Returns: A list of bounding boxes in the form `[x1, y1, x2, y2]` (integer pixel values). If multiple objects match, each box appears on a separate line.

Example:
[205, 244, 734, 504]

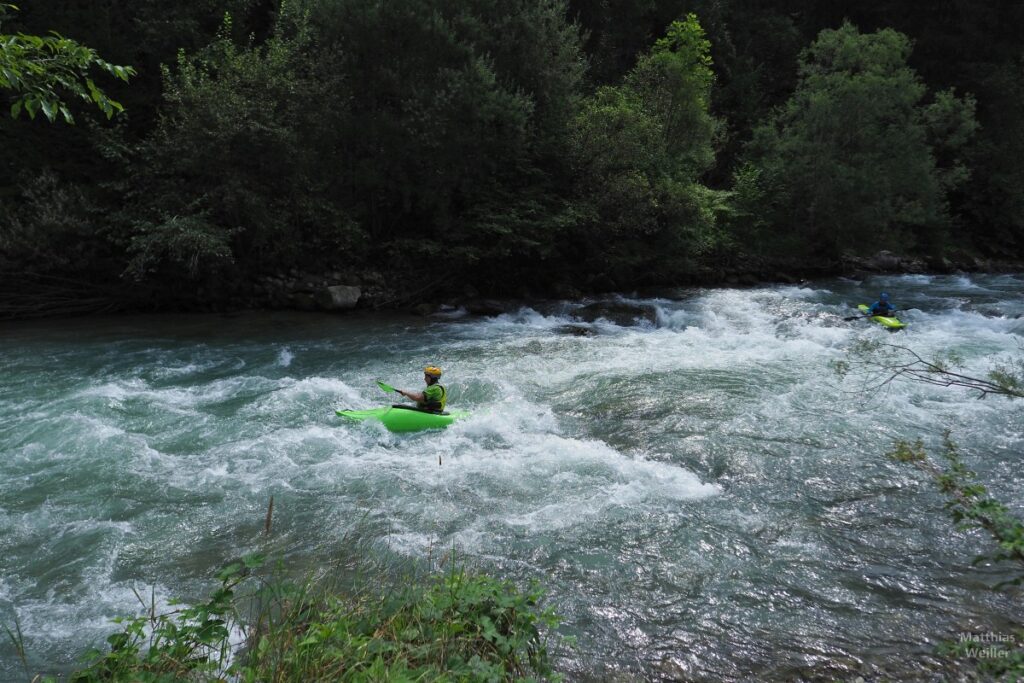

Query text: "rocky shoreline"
[3, 251, 1019, 321]
[225, 250, 1022, 318]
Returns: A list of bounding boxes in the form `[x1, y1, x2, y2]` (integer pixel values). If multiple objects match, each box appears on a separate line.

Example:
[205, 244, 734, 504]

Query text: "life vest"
[422, 383, 447, 412]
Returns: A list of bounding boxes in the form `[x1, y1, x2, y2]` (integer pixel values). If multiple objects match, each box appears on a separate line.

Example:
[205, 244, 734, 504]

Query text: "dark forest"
[3, 1, 1022, 315]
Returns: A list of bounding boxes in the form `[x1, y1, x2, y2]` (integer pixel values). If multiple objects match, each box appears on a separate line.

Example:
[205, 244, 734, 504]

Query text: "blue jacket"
[868, 299, 896, 315]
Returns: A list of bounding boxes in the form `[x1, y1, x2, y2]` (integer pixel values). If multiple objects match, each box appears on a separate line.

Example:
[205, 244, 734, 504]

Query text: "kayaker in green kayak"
[395, 366, 447, 413]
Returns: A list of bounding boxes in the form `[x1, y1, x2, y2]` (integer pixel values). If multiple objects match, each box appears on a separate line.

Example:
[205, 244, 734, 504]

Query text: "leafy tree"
[698, 5, 805, 186]
[0, 3, 133, 123]
[0, 170, 92, 271]
[566, 0, 706, 87]
[118, 9, 360, 286]
[568, 14, 726, 286]
[759, 1, 1024, 260]
[0, 2, 139, 317]
[115, 0, 587, 295]
[290, 0, 585, 290]
[738, 22, 977, 260]
[959, 59, 1024, 258]
[625, 13, 718, 175]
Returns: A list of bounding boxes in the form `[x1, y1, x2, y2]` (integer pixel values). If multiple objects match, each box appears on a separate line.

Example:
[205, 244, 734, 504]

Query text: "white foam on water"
[318, 399, 720, 553]
[201, 462, 230, 479]
[433, 306, 469, 319]
[56, 519, 136, 538]
[3, 273, 1023, 679]
[772, 284, 824, 298]
[10, 577, 179, 646]
[0, 502, 175, 654]
[74, 379, 203, 411]
[149, 359, 221, 380]
[386, 531, 437, 556]
[890, 274, 933, 285]
[264, 376, 361, 404]
[74, 378, 143, 401]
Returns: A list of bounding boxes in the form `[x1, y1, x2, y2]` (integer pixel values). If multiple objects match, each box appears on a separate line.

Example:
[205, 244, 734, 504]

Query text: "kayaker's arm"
[397, 388, 425, 402]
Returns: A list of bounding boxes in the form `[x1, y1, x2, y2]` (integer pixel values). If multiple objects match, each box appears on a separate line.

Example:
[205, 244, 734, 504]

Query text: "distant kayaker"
[866, 292, 896, 316]
[395, 366, 447, 413]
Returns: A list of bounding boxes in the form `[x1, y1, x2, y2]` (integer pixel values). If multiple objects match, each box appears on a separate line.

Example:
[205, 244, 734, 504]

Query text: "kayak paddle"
[376, 380, 398, 393]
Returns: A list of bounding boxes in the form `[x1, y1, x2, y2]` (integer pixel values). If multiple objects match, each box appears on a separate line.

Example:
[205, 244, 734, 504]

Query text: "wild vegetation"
[2, 1, 1022, 314]
[5, 551, 563, 682]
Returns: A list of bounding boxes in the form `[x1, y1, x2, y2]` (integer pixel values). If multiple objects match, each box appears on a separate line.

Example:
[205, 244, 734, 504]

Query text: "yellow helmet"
[424, 365, 443, 378]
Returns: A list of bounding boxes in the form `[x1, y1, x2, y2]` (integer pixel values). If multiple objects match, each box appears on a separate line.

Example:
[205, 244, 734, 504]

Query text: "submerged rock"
[575, 301, 658, 327]
[556, 324, 596, 337]
[464, 299, 507, 317]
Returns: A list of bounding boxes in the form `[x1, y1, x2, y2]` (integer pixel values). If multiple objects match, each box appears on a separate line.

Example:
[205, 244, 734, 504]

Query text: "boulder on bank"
[412, 303, 436, 316]
[725, 272, 760, 287]
[772, 272, 799, 284]
[926, 255, 955, 273]
[864, 250, 901, 271]
[463, 299, 507, 317]
[901, 256, 926, 273]
[842, 250, 925, 274]
[316, 285, 361, 310]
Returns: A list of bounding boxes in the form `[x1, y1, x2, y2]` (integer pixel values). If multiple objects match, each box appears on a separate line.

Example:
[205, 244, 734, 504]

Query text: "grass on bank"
[20, 551, 562, 682]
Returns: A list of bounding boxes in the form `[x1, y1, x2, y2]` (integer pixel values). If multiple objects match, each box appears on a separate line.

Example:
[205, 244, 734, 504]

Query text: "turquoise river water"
[1, 273, 1022, 681]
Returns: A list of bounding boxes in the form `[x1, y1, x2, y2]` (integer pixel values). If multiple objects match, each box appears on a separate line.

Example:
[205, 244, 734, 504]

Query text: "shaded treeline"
[1, 0, 1021, 313]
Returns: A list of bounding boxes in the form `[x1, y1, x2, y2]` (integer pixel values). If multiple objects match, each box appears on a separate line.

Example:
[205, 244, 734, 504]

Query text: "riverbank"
[213, 250, 1023, 319]
[4, 250, 1021, 322]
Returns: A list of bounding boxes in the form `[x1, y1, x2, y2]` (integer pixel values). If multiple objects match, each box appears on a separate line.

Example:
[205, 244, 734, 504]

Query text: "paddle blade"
[376, 380, 397, 393]
[846, 304, 873, 321]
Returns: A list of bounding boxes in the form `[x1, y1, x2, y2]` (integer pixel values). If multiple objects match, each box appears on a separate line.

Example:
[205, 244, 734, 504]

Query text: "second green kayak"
[858, 304, 906, 330]
[336, 405, 469, 432]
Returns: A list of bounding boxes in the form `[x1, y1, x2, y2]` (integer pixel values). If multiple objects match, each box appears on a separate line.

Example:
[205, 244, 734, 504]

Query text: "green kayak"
[858, 304, 906, 330]
[336, 405, 468, 432]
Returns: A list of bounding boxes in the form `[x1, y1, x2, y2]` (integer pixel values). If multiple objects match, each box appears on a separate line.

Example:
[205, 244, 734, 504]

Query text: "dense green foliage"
[121, 10, 353, 284]
[2, 1, 1022, 312]
[737, 23, 976, 259]
[54, 556, 562, 682]
[0, 4, 133, 123]
[567, 14, 726, 286]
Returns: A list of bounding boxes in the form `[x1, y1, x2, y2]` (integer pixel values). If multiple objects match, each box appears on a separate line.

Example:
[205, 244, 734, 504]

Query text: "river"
[1, 273, 1022, 681]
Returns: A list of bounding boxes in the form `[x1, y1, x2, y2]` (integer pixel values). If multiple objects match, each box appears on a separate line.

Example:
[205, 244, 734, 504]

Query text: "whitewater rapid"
[1, 273, 1022, 680]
